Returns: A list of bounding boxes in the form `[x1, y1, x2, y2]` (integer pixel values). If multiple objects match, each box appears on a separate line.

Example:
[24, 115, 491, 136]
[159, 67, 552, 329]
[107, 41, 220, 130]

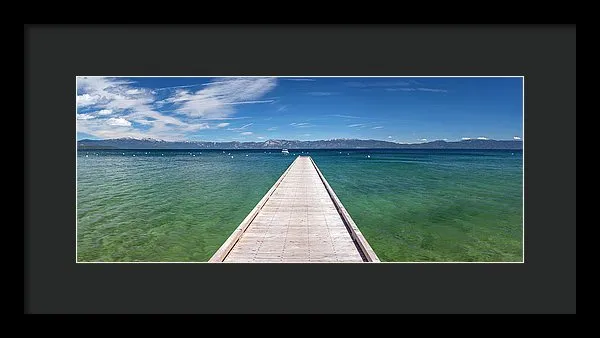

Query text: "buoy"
[231, 156, 234, 158]
[133, 154, 135, 156]
[85, 155, 88, 157]
[246, 154, 248, 157]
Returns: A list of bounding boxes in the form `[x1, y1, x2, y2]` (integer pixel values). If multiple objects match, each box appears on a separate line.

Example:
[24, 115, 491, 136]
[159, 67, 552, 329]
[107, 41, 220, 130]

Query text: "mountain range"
[77, 137, 523, 150]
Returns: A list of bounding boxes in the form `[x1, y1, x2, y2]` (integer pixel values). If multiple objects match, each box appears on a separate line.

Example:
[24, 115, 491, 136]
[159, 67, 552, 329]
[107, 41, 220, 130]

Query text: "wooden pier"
[209, 156, 380, 263]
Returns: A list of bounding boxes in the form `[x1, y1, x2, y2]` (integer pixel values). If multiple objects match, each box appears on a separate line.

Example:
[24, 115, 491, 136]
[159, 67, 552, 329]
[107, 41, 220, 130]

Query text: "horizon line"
[77, 137, 522, 144]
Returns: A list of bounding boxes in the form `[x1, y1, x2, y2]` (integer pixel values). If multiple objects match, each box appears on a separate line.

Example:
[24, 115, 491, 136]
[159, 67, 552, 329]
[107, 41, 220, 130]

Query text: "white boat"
[281, 149, 289, 154]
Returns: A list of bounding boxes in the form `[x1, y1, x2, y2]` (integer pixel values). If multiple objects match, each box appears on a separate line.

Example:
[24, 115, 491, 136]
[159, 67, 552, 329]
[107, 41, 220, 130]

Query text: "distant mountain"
[77, 138, 523, 150]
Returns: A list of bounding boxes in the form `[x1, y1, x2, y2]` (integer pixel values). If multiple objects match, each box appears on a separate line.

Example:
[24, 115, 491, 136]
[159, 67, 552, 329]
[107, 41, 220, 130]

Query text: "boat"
[281, 149, 290, 154]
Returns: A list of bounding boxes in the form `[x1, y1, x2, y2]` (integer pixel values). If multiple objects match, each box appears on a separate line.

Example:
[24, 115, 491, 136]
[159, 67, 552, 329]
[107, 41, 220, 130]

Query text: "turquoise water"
[77, 149, 522, 262]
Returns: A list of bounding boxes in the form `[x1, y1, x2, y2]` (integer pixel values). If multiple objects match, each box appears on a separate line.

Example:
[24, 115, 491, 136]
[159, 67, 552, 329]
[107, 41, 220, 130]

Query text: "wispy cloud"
[277, 105, 288, 112]
[257, 136, 265, 139]
[328, 114, 361, 119]
[513, 136, 522, 140]
[462, 137, 471, 140]
[371, 126, 383, 129]
[215, 123, 230, 128]
[385, 87, 447, 93]
[199, 117, 251, 121]
[302, 133, 311, 137]
[308, 92, 337, 96]
[154, 84, 204, 91]
[420, 138, 428, 142]
[241, 131, 253, 135]
[267, 126, 278, 131]
[344, 79, 446, 93]
[385, 88, 416, 92]
[416, 88, 448, 93]
[228, 123, 253, 131]
[225, 100, 274, 105]
[388, 136, 393, 139]
[477, 136, 488, 140]
[283, 78, 316, 81]
[290, 122, 312, 128]
[164, 77, 277, 119]
[348, 123, 366, 128]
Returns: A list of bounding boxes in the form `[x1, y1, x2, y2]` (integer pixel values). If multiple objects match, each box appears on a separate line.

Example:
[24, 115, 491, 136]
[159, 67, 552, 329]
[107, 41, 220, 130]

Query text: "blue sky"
[76, 76, 523, 143]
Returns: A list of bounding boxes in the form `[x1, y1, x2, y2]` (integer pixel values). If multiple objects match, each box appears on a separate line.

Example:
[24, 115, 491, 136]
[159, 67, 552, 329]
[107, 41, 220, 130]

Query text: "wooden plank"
[309, 156, 381, 262]
[210, 156, 379, 263]
[208, 156, 301, 262]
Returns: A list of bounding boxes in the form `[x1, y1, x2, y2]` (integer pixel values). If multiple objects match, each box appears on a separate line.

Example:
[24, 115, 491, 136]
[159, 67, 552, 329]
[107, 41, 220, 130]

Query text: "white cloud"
[462, 137, 471, 140]
[372, 126, 383, 129]
[388, 136, 393, 139]
[228, 123, 253, 131]
[225, 100, 274, 105]
[241, 131, 253, 135]
[290, 122, 311, 128]
[420, 138, 427, 141]
[385, 88, 416, 92]
[107, 117, 132, 127]
[76, 93, 99, 107]
[257, 136, 265, 139]
[477, 137, 488, 140]
[385, 87, 447, 93]
[514, 136, 522, 140]
[267, 127, 278, 131]
[154, 84, 203, 91]
[348, 124, 365, 128]
[302, 134, 311, 137]
[76, 77, 277, 141]
[96, 109, 113, 116]
[277, 105, 288, 112]
[77, 77, 149, 112]
[416, 88, 448, 93]
[166, 77, 277, 119]
[77, 113, 96, 120]
[328, 114, 361, 119]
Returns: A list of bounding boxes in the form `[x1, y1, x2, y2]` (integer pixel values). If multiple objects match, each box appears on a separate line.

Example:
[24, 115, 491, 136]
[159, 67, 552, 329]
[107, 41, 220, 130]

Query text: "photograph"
[76, 76, 524, 263]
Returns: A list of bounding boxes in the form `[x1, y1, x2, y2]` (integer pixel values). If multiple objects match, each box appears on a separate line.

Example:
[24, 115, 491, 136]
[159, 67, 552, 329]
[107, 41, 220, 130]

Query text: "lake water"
[77, 149, 523, 262]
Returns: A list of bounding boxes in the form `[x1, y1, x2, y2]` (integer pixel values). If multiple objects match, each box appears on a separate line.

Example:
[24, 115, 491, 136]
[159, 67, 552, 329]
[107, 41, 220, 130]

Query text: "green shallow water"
[77, 149, 523, 262]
